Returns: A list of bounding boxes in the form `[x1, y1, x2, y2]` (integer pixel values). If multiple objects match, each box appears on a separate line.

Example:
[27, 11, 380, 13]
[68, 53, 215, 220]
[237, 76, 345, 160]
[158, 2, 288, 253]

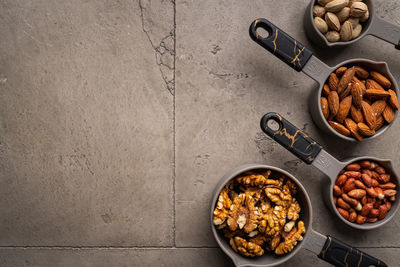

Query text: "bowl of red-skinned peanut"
[333, 159, 399, 228]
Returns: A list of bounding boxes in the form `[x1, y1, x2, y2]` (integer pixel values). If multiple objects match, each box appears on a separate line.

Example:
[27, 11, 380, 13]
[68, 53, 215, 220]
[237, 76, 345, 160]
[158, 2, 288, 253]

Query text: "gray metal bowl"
[304, 0, 400, 49]
[211, 164, 388, 266]
[304, 58, 399, 142]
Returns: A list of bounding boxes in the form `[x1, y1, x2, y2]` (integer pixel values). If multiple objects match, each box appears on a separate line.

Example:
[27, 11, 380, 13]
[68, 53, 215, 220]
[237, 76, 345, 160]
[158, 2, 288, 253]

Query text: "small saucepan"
[304, 0, 400, 49]
[211, 164, 387, 267]
[260, 112, 400, 230]
[249, 18, 399, 142]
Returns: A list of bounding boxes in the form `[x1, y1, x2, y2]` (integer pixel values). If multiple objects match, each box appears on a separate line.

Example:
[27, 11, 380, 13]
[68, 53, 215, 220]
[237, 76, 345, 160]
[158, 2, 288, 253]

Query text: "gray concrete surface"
[0, 0, 399, 266]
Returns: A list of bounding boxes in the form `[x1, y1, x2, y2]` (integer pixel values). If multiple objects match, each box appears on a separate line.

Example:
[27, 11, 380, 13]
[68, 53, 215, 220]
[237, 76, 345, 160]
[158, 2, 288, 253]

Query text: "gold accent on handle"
[272, 29, 278, 53]
[320, 236, 332, 259]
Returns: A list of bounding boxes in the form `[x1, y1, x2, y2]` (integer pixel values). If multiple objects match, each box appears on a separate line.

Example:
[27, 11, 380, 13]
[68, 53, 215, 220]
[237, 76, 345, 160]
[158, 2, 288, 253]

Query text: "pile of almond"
[333, 160, 397, 224]
[313, 0, 369, 42]
[320, 65, 398, 141]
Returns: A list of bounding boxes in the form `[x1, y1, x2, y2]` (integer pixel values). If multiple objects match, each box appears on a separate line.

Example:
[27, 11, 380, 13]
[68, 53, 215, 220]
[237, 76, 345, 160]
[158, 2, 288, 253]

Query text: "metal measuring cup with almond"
[305, 0, 400, 49]
[260, 112, 400, 230]
[249, 18, 399, 142]
[321, 65, 398, 141]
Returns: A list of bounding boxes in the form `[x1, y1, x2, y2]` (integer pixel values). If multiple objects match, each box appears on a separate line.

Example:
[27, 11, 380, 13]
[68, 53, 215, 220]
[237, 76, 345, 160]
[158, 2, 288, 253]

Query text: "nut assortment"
[320, 65, 398, 141]
[313, 0, 369, 42]
[333, 160, 397, 224]
[213, 170, 305, 257]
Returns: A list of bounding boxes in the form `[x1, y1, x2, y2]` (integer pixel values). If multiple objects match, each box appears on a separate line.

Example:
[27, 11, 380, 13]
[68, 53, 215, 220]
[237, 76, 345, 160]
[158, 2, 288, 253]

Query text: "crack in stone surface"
[138, 0, 175, 95]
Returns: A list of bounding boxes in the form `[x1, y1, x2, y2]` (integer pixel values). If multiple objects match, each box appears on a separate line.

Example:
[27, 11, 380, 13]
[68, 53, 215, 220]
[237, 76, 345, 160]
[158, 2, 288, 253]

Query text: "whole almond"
[357, 122, 375, 136]
[325, 12, 341, 31]
[365, 89, 391, 99]
[313, 5, 326, 17]
[388, 89, 399, 110]
[340, 20, 353, 41]
[382, 105, 395, 123]
[325, 31, 340, 42]
[350, 105, 364, 123]
[351, 79, 364, 108]
[378, 174, 391, 183]
[338, 67, 355, 94]
[323, 84, 331, 96]
[372, 178, 379, 187]
[384, 189, 397, 197]
[329, 121, 351, 136]
[350, 1, 368, 17]
[348, 189, 366, 199]
[371, 100, 387, 117]
[366, 79, 385, 91]
[376, 166, 386, 175]
[339, 83, 352, 100]
[374, 115, 385, 131]
[336, 7, 350, 22]
[361, 100, 376, 129]
[344, 118, 363, 141]
[321, 97, 330, 119]
[314, 17, 329, 34]
[370, 71, 391, 88]
[328, 73, 339, 91]
[325, 0, 349, 12]
[336, 66, 348, 77]
[352, 23, 362, 39]
[354, 66, 369, 79]
[379, 182, 397, 190]
[328, 91, 339, 116]
[355, 180, 366, 190]
[336, 95, 352, 123]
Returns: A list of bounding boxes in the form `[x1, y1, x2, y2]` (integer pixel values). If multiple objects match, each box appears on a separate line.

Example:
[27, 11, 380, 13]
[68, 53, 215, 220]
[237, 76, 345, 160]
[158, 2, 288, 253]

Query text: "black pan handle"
[249, 18, 313, 71]
[260, 112, 321, 164]
[319, 236, 387, 267]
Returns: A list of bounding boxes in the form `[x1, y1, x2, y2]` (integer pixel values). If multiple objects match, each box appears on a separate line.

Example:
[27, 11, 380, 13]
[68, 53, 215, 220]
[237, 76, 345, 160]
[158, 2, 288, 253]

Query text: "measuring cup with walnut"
[211, 164, 387, 267]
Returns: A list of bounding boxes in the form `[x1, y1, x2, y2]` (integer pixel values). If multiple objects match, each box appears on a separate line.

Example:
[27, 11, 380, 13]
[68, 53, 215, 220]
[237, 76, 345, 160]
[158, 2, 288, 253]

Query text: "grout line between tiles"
[172, 0, 177, 248]
[0, 246, 398, 250]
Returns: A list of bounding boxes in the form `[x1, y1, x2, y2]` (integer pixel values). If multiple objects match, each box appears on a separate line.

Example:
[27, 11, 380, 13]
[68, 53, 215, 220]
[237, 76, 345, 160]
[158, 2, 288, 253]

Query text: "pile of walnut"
[321, 65, 398, 141]
[213, 170, 305, 257]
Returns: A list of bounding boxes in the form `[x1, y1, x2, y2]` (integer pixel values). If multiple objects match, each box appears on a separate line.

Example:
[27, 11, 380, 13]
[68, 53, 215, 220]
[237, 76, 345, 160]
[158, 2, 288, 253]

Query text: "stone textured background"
[0, 0, 399, 266]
